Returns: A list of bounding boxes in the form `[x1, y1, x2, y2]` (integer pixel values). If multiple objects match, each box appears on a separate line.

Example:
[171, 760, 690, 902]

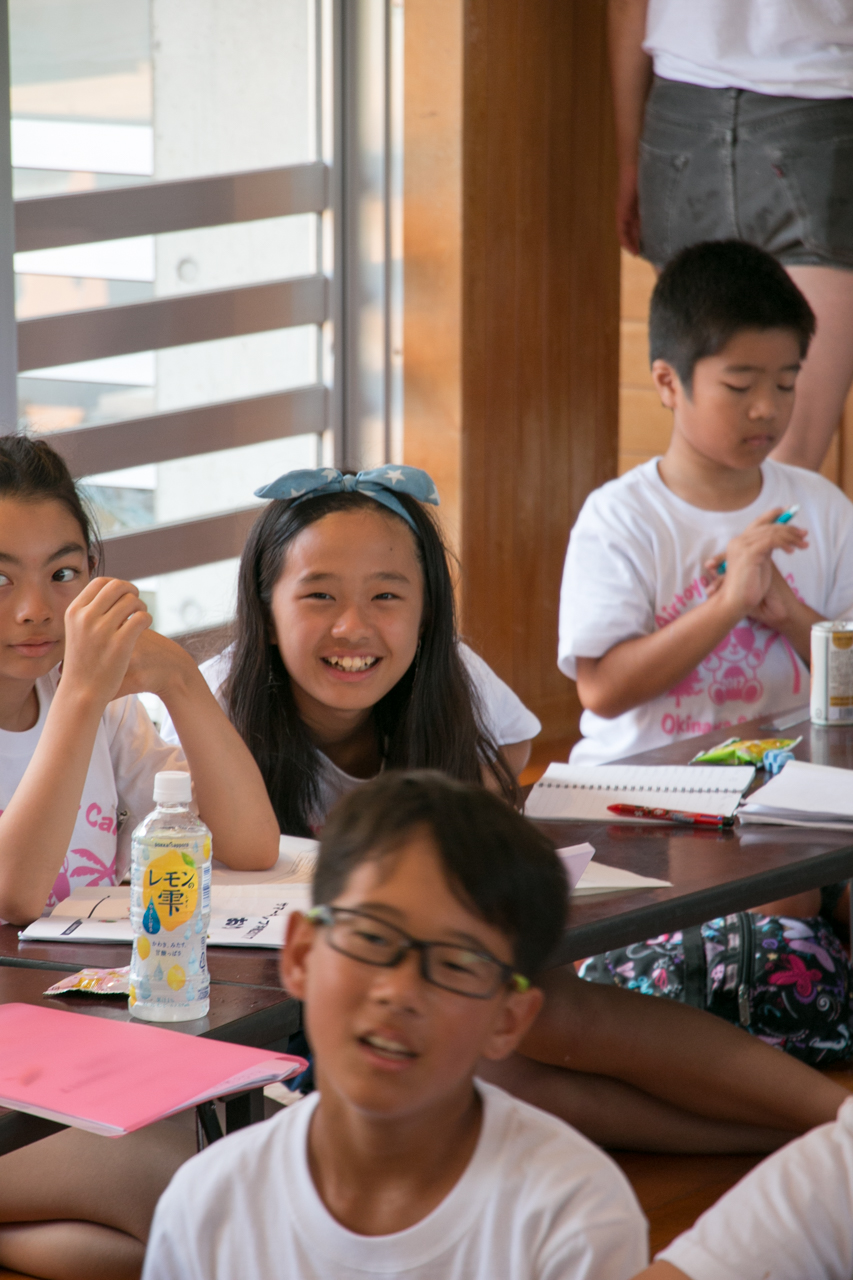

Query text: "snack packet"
[763, 748, 796, 777]
[690, 736, 802, 766]
[44, 965, 130, 997]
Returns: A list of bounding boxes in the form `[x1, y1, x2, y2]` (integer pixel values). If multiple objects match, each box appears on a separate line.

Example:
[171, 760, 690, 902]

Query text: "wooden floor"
[613, 1149, 764, 1257]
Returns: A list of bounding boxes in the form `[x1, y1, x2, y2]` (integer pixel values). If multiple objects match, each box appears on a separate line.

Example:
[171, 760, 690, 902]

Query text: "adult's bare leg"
[508, 965, 847, 1139]
[771, 265, 853, 471]
[0, 1119, 196, 1280]
[478, 1054, 793, 1153]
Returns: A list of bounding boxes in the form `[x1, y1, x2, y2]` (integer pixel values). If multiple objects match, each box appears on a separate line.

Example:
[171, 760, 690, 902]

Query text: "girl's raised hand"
[115, 626, 197, 701]
[60, 577, 152, 707]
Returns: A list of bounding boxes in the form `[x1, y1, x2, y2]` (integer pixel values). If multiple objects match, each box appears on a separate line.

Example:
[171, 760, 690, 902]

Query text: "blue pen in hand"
[716, 504, 801, 575]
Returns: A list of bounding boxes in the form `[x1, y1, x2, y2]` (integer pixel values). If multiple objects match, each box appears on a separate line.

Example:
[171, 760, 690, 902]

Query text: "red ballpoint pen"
[607, 804, 734, 827]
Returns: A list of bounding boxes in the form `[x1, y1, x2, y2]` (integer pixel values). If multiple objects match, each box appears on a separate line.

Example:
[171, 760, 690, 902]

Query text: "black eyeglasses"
[306, 905, 530, 1000]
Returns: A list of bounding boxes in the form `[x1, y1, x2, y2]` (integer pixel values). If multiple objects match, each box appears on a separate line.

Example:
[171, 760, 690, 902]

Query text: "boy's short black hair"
[649, 240, 816, 393]
[314, 771, 568, 980]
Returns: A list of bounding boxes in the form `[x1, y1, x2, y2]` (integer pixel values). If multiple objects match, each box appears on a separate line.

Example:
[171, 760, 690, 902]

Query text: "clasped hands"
[704, 509, 810, 633]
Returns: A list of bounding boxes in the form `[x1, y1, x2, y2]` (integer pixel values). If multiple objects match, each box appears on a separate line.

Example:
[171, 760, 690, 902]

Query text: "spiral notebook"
[525, 763, 755, 822]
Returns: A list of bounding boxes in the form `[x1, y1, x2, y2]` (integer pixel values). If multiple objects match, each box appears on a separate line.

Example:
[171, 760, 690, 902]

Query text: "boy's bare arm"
[576, 590, 744, 718]
[577, 513, 809, 718]
[607, 0, 652, 253]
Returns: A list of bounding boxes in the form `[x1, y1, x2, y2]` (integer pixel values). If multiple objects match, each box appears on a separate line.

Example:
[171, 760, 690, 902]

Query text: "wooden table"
[0, 927, 294, 1046]
[548, 708, 853, 965]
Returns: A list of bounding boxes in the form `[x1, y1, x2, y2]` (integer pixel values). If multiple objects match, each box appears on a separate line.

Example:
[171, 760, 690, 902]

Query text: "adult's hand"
[616, 163, 641, 254]
[608, 0, 652, 254]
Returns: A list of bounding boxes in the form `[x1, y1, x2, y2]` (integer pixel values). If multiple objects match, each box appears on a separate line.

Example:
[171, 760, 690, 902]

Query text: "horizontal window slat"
[101, 506, 261, 580]
[14, 163, 329, 252]
[17, 275, 328, 371]
[40, 386, 327, 477]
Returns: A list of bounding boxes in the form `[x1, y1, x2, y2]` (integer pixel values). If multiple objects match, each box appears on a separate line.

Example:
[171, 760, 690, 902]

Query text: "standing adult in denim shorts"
[610, 0, 853, 471]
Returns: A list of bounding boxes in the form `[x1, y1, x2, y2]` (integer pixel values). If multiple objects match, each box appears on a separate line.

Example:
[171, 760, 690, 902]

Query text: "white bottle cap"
[153, 771, 192, 803]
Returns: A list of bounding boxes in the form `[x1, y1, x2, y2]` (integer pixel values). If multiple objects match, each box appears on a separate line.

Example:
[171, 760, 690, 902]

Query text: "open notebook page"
[525, 763, 754, 822]
[739, 760, 853, 830]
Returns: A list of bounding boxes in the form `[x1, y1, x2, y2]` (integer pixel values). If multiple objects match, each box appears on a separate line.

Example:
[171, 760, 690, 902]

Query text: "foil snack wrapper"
[44, 966, 131, 997]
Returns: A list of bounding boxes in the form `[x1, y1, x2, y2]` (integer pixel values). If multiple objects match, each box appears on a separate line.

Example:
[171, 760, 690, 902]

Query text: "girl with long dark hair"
[162, 465, 539, 830]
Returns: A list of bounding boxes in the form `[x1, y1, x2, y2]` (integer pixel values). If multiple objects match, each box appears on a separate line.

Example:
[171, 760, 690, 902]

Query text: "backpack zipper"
[736, 911, 755, 1028]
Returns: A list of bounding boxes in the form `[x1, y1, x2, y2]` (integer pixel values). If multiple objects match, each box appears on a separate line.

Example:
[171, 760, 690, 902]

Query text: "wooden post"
[405, 0, 620, 751]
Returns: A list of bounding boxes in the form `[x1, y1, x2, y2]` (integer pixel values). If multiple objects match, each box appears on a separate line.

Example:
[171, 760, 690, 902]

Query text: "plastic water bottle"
[129, 771, 211, 1022]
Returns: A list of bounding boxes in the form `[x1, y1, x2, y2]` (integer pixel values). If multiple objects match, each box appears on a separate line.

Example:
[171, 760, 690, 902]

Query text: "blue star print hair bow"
[254, 465, 440, 535]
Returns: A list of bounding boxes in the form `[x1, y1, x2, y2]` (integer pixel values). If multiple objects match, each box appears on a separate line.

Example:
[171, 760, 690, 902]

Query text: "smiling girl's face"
[269, 507, 425, 730]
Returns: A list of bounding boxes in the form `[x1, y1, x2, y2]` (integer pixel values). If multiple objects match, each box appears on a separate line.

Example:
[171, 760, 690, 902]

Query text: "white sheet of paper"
[20, 917, 134, 943]
[573, 862, 672, 895]
[23, 881, 315, 948]
[207, 883, 313, 947]
[556, 843, 596, 890]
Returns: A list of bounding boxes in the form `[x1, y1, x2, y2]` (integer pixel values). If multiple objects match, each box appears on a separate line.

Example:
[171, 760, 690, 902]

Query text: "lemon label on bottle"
[167, 965, 186, 991]
[136, 935, 151, 960]
[143, 850, 198, 933]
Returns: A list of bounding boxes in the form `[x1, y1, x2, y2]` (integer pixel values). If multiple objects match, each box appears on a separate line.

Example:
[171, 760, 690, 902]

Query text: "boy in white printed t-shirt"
[634, 1095, 853, 1280]
[143, 773, 647, 1280]
[559, 240, 853, 764]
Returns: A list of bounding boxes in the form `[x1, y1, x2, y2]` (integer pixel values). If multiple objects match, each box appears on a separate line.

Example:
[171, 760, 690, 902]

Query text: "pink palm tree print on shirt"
[47, 848, 117, 909]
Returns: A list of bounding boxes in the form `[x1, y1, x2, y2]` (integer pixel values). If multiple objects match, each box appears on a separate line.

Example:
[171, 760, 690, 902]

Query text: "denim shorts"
[638, 76, 853, 270]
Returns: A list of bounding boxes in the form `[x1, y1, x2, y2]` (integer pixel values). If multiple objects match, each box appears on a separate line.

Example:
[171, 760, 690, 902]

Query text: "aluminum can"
[810, 621, 853, 724]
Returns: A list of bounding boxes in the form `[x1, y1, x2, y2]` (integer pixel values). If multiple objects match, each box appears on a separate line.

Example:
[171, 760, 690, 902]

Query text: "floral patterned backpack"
[579, 911, 852, 1066]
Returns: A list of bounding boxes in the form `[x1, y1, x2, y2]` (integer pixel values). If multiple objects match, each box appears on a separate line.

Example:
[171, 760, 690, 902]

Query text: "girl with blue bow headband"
[175, 463, 538, 836]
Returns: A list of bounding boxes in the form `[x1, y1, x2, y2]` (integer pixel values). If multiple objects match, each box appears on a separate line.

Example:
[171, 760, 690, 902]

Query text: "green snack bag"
[691, 736, 801, 765]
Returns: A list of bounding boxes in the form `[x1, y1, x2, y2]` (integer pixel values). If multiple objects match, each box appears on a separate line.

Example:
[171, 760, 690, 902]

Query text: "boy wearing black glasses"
[144, 771, 647, 1280]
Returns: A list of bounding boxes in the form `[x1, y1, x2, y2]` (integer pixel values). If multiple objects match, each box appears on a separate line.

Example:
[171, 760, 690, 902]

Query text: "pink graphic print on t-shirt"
[703, 624, 775, 706]
[658, 575, 804, 736]
[46, 847, 117, 911]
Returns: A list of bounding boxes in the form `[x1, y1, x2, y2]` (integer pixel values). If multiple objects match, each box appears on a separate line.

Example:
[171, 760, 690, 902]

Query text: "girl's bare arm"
[119, 630, 280, 872]
[500, 739, 532, 777]
[0, 579, 150, 922]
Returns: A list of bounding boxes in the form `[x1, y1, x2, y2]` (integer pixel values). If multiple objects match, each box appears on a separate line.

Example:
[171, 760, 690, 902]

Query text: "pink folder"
[0, 1003, 307, 1136]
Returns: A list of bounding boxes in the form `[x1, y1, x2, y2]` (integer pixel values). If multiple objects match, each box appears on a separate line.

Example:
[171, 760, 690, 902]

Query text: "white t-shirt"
[559, 460, 853, 765]
[659, 1096, 853, 1280]
[644, 0, 853, 99]
[143, 1080, 648, 1280]
[0, 668, 186, 910]
[160, 643, 541, 828]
